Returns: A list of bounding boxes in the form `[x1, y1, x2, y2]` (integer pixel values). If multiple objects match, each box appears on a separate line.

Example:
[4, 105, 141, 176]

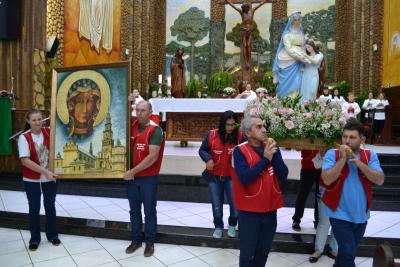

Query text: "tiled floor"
[1, 190, 400, 238]
[0, 227, 379, 267]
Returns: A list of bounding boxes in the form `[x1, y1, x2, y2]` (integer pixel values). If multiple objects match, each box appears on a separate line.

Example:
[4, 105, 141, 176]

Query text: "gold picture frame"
[49, 61, 131, 179]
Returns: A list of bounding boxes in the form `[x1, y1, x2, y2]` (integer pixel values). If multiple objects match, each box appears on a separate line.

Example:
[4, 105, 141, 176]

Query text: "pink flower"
[285, 120, 295, 130]
[303, 99, 311, 106]
[287, 108, 295, 115]
[339, 117, 346, 124]
[278, 108, 287, 116]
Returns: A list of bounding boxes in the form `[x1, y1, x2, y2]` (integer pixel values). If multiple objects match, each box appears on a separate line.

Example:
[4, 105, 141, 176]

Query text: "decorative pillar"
[269, 0, 287, 66]
[210, 0, 226, 74]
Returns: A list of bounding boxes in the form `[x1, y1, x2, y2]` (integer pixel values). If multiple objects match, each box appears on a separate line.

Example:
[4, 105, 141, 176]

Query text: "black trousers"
[292, 168, 320, 224]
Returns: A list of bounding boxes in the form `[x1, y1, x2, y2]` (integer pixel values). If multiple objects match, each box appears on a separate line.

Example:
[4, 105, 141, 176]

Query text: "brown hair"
[306, 40, 320, 55]
[23, 109, 42, 131]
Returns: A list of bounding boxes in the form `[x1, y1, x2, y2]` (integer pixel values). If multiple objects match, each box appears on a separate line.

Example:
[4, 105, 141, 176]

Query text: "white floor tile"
[33, 256, 78, 267]
[119, 254, 165, 267]
[180, 245, 220, 257]
[72, 248, 116, 267]
[153, 245, 195, 265]
[0, 239, 27, 256]
[97, 262, 123, 267]
[276, 252, 309, 265]
[0, 250, 32, 267]
[168, 257, 211, 267]
[80, 196, 114, 208]
[66, 207, 105, 220]
[63, 237, 103, 255]
[95, 237, 127, 248]
[28, 242, 70, 263]
[198, 250, 239, 267]
[1, 228, 23, 242]
[265, 253, 298, 267]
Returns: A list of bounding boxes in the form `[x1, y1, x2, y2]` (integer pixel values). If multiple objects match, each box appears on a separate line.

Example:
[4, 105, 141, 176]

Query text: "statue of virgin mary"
[272, 11, 309, 97]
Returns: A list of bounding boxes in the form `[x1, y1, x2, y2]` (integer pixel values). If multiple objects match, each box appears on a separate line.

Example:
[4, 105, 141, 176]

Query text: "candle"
[167, 77, 171, 87]
[158, 74, 162, 84]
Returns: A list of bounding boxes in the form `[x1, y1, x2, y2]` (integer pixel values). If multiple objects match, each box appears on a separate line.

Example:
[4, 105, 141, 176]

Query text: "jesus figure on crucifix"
[225, 0, 269, 83]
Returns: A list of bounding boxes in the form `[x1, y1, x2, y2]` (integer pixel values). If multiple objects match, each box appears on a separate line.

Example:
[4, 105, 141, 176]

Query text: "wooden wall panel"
[0, 0, 47, 172]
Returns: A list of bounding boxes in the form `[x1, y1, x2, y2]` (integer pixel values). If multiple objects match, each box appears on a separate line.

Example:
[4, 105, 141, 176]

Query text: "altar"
[149, 98, 248, 141]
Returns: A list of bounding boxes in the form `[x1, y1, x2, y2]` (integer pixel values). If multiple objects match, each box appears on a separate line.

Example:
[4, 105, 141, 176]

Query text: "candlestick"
[158, 74, 162, 84]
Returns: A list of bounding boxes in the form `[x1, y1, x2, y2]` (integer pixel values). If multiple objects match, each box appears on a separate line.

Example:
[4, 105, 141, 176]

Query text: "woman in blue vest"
[199, 110, 245, 238]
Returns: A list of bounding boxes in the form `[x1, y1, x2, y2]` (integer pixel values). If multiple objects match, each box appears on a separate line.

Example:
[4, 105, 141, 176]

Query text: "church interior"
[0, 0, 399, 266]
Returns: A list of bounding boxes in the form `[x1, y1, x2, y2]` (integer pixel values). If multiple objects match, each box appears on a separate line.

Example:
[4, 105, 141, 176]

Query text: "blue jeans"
[330, 218, 367, 267]
[126, 176, 158, 244]
[314, 200, 337, 253]
[238, 211, 277, 267]
[207, 178, 238, 228]
[24, 181, 58, 245]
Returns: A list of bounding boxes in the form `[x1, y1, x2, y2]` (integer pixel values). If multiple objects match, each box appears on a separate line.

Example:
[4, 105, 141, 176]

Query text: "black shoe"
[50, 238, 61, 246]
[309, 254, 321, 263]
[326, 250, 337, 260]
[144, 243, 154, 257]
[125, 242, 142, 254]
[29, 243, 39, 251]
[292, 222, 301, 232]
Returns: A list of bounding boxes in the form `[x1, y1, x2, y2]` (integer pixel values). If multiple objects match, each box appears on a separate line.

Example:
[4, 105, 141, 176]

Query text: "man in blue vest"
[321, 118, 384, 267]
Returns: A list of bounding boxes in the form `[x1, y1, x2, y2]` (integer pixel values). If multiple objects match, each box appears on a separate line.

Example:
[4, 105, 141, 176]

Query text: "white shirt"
[318, 94, 332, 104]
[362, 98, 377, 118]
[342, 101, 361, 118]
[374, 99, 389, 120]
[18, 130, 51, 183]
[332, 96, 345, 108]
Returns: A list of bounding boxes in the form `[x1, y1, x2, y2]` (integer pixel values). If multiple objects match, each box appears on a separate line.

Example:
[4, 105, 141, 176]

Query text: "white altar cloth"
[149, 98, 248, 113]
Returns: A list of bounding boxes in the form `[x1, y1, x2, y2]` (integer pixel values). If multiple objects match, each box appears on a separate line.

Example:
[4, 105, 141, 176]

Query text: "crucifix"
[220, 0, 274, 85]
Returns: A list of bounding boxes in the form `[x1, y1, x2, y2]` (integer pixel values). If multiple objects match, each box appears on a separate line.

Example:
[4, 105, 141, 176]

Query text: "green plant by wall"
[208, 71, 233, 95]
[335, 80, 349, 99]
[149, 83, 159, 98]
[261, 71, 276, 95]
[355, 88, 369, 110]
[186, 79, 205, 98]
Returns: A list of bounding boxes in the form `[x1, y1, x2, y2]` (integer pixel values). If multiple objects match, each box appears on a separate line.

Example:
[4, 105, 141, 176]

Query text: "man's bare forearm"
[321, 157, 346, 185]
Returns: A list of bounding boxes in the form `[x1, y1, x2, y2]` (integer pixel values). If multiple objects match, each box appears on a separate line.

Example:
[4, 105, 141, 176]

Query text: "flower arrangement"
[223, 87, 236, 97]
[245, 95, 346, 147]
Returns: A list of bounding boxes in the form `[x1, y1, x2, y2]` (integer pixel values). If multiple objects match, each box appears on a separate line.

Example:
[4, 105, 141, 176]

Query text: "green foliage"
[208, 72, 233, 94]
[355, 88, 369, 109]
[302, 5, 336, 46]
[148, 83, 159, 98]
[227, 21, 260, 48]
[252, 37, 270, 54]
[170, 7, 210, 44]
[261, 71, 276, 95]
[186, 79, 205, 98]
[335, 81, 349, 99]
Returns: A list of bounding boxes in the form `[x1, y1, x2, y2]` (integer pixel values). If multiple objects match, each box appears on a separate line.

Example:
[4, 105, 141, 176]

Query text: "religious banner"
[0, 97, 13, 156]
[383, 0, 400, 88]
[49, 62, 130, 179]
[64, 0, 121, 66]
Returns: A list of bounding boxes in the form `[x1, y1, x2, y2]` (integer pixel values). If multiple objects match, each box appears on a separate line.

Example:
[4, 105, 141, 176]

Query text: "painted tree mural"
[170, 7, 210, 79]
